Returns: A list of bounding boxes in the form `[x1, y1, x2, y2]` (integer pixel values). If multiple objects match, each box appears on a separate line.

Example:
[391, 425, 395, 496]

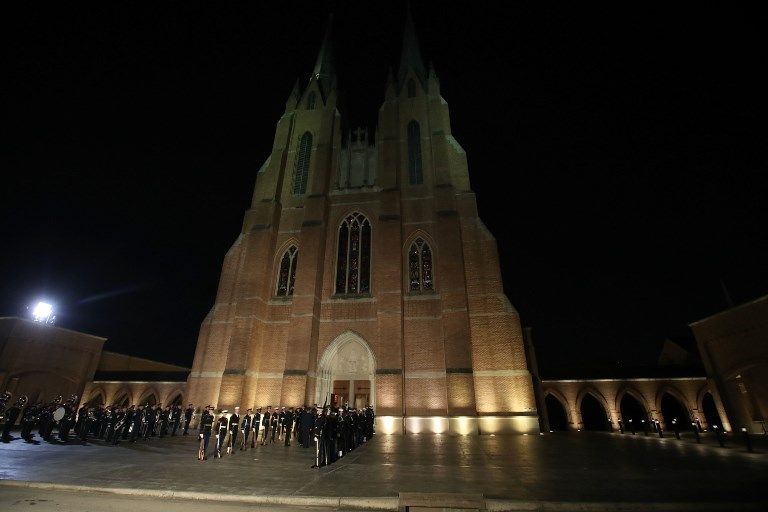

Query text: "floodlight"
[32, 301, 54, 323]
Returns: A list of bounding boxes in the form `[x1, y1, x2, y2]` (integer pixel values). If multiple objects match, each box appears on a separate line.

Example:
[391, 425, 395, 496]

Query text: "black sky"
[3, 2, 767, 373]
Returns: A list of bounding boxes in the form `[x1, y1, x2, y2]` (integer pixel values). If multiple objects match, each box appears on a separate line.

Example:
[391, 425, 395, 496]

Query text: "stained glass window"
[407, 120, 423, 185]
[408, 238, 434, 292]
[307, 91, 316, 110]
[335, 212, 371, 295]
[276, 246, 298, 296]
[293, 132, 312, 195]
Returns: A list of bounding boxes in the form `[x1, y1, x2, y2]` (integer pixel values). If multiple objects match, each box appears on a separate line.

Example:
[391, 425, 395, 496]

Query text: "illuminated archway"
[316, 331, 376, 409]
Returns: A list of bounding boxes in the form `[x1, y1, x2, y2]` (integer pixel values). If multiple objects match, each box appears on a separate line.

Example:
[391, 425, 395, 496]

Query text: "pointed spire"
[398, 3, 426, 87]
[312, 15, 336, 95]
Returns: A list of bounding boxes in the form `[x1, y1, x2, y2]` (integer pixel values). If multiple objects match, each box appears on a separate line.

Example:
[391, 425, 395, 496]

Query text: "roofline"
[689, 294, 768, 326]
[101, 350, 190, 371]
[541, 377, 707, 384]
[1, 316, 107, 341]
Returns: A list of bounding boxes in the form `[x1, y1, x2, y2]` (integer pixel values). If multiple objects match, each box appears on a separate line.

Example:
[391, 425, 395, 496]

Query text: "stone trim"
[473, 370, 529, 377]
[446, 368, 473, 374]
[283, 369, 308, 376]
[405, 370, 445, 379]
[376, 369, 402, 375]
[223, 369, 245, 376]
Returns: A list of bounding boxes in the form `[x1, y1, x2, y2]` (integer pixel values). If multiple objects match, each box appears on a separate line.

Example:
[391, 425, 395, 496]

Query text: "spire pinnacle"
[398, 4, 426, 87]
[312, 15, 336, 95]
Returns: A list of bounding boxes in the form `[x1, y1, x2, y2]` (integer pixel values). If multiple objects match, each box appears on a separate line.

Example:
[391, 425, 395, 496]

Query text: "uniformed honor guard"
[171, 404, 182, 436]
[2, 395, 25, 442]
[159, 406, 170, 438]
[240, 408, 252, 450]
[261, 407, 272, 445]
[271, 407, 279, 443]
[215, 410, 228, 458]
[251, 407, 262, 448]
[311, 406, 327, 468]
[198, 405, 214, 460]
[227, 407, 240, 454]
[183, 403, 194, 435]
[129, 405, 143, 443]
[284, 407, 295, 446]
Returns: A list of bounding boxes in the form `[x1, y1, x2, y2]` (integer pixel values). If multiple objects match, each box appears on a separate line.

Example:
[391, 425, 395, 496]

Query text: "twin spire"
[304, 7, 428, 98]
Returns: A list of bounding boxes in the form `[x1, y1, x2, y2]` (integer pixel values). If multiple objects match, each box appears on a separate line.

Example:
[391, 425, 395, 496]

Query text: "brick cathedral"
[186, 12, 539, 434]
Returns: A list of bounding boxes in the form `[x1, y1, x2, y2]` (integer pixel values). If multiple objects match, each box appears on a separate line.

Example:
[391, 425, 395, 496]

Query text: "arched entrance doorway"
[702, 392, 723, 430]
[316, 331, 376, 409]
[660, 392, 689, 429]
[581, 393, 610, 431]
[545, 394, 569, 431]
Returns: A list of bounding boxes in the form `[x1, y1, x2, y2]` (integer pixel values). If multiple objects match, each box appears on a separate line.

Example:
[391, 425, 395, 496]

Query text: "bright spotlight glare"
[32, 302, 54, 323]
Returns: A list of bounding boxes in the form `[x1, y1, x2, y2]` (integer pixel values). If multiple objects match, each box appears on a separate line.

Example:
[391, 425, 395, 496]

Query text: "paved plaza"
[0, 430, 766, 510]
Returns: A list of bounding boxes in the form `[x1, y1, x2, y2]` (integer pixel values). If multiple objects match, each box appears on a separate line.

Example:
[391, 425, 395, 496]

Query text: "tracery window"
[276, 245, 298, 296]
[293, 132, 312, 195]
[407, 79, 416, 98]
[407, 120, 423, 185]
[307, 91, 316, 110]
[408, 238, 434, 291]
[335, 212, 371, 295]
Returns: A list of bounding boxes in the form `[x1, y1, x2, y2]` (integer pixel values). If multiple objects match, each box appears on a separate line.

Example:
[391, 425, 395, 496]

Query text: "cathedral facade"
[186, 14, 539, 434]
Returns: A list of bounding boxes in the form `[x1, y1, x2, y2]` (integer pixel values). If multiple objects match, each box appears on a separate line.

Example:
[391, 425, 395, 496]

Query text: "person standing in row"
[251, 407, 261, 448]
[284, 407, 295, 446]
[198, 405, 213, 461]
[261, 407, 272, 445]
[215, 410, 228, 458]
[227, 407, 240, 454]
[171, 404, 181, 436]
[240, 408, 252, 450]
[183, 404, 194, 435]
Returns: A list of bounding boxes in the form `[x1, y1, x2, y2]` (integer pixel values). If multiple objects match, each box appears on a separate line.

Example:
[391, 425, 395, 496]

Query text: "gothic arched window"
[335, 212, 371, 295]
[276, 245, 298, 296]
[307, 91, 316, 110]
[407, 79, 416, 98]
[408, 238, 434, 291]
[407, 120, 423, 185]
[293, 132, 312, 195]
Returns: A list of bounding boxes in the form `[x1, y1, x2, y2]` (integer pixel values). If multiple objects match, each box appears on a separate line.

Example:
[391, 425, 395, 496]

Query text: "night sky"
[3, 3, 766, 373]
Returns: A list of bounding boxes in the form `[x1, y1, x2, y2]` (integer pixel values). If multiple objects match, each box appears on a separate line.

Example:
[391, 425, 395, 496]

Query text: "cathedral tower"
[187, 11, 538, 434]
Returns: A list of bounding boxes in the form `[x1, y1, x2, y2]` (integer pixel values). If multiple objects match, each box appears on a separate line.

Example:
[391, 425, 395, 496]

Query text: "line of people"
[1, 391, 197, 445]
[196, 404, 375, 468]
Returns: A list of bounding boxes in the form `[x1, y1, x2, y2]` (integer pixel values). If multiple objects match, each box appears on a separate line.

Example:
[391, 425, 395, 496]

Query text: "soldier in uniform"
[277, 407, 286, 440]
[251, 407, 261, 448]
[284, 407, 295, 446]
[227, 406, 240, 454]
[129, 405, 143, 443]
[215, 410, 228, 458]
[2, 395, 25, 442]
[311, 406, 327, 468]
[261, 407, 272, 445]
[183, 403, 194, 435]
[270, 407, 279, 443]
[171, 404, 182, 436]
[198, 405, 214, 460]
[240, 408, 252, 450]
[20, 400, 40, 442]
[159, 405, 171, 438]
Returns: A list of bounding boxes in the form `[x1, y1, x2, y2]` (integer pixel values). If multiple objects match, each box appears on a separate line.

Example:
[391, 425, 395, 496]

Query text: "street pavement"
[0, 430, 766, 507]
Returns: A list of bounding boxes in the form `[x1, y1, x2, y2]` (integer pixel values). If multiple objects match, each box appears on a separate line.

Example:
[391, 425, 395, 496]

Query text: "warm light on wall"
[378, 416, 400, 435]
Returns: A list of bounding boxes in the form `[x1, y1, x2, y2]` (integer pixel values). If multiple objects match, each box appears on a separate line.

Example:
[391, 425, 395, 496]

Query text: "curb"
[0, 480, 399, 510]
[2, 481, 765, 512]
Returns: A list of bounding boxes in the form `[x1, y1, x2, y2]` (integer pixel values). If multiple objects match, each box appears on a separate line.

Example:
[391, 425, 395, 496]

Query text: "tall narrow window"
[407, 120, 423, 185]
[408, 238, 434, 292]
[293, 132, 312, 195]
[407, 79, 416, 98]
[276, 246, 298, 296]
[307, 91, 316, 110]
[335, 212, 371, 295]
